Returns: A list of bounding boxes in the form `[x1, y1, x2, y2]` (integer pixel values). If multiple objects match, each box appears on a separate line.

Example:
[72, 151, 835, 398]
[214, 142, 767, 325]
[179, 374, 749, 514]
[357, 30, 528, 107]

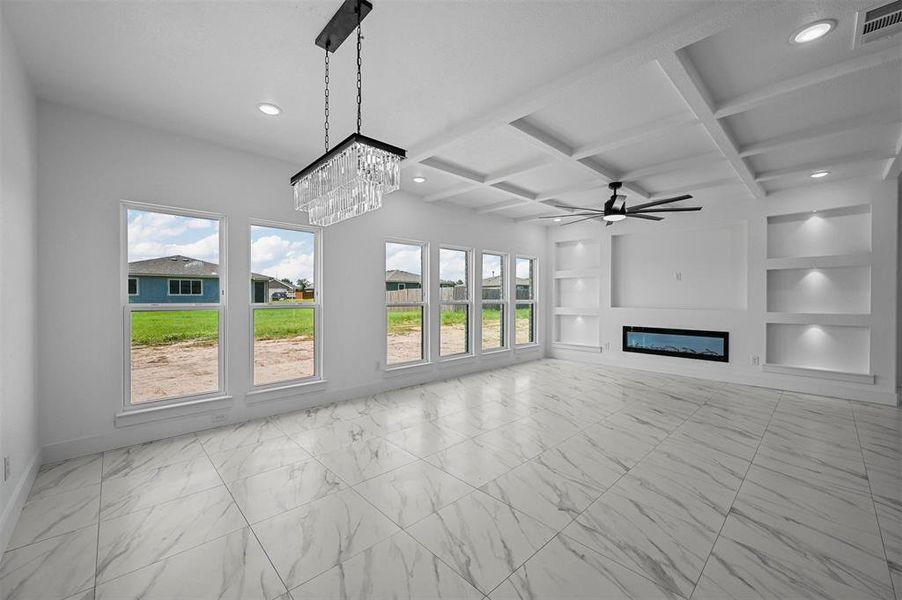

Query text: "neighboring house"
[385, 269, 422, 291]
[481, 275, 532, 300]
[128, 255, 221, 303]
[267, 278, 299, 300]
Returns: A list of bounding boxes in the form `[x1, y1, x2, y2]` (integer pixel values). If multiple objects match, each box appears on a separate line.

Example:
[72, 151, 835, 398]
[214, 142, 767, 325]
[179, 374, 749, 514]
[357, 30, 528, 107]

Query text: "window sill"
[480, 347, 512, 357]
[515, 342, 542, 351]
[246, 379, 327, 403]
[115, 395, 233, 428]
[384, 361, 433, 376]
[438, 353, 474, 365]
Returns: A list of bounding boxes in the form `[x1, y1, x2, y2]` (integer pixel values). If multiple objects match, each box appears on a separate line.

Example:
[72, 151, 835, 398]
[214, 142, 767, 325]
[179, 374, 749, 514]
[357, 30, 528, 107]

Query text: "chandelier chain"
[356, 2, 362, 134]
[324, 44, 330, 152]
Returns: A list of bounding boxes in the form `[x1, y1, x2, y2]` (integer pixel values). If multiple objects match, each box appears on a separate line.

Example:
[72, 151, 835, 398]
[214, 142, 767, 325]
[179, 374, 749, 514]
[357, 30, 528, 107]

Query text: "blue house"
[128, 255, 221, 303]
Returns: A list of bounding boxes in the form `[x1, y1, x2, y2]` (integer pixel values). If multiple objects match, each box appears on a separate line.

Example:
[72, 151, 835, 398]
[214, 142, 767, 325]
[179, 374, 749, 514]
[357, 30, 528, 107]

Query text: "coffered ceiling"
[4, 0, 900, 223]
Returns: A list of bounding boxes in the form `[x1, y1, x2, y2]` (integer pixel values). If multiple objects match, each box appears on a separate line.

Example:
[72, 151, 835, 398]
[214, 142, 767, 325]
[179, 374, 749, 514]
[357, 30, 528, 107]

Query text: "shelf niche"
[766, 323, 870, 375]
[766, 204, 871, 259]
[766, 266, 870, 314]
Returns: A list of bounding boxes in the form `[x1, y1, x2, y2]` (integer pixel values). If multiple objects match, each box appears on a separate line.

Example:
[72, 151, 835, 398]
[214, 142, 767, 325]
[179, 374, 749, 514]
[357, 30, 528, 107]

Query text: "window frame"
[248, 219, 323, 391]
[121, 201, 228, 411]
[515, 254, 539, 348]
[479, 250, 509, 353]
[384, 238, 430, 369]
[438, 245, 474, 360]
[167, 278, 204, 297]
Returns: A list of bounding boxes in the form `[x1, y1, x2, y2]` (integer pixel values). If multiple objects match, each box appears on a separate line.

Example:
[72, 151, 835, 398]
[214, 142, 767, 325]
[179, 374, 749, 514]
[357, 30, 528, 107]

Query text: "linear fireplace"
[622, 326, 729, 362]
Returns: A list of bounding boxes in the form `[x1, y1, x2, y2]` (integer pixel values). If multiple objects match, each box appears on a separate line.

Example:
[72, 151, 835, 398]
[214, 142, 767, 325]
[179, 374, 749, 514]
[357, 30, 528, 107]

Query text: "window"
[516, 256, 537, 345]
[481, 252, 507, 351]
[386, 241, 427, 366]
[439, 247, 471, 358]
[168, 278, 203, 296]
[124, 205, 224, 406]
[250, 223, 319, 387]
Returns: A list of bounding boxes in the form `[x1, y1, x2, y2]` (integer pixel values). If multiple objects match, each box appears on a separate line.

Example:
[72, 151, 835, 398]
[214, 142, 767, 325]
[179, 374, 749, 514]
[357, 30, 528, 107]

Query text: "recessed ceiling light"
[553, 217, 562, 222]
[257, 102, 282, 116]
[809, 170, 830, 178]
[412, 176, 427, 183]
[791, 20, 835, 44]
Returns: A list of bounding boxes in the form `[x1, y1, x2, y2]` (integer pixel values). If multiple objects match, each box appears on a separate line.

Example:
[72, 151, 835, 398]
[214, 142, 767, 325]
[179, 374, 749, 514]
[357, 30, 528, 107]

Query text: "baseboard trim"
[41, 350, 547, 464]
[0, 450, 41, 556]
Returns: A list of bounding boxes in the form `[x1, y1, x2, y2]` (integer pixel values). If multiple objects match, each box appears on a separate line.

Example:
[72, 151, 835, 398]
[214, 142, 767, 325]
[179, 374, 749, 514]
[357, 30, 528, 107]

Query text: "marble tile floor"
[1, 358, 900, 599]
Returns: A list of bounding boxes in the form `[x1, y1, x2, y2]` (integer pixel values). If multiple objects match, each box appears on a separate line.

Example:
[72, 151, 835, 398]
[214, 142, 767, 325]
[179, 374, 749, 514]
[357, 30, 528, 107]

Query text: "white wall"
[547, 178, 899, 405]
[0, 14, 41, 553]
[35, 101, 546, 462]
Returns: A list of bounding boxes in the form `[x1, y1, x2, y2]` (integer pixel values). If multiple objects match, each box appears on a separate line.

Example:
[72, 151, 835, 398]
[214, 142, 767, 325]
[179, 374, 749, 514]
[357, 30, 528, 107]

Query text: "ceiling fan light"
[603, 213, 626, 222]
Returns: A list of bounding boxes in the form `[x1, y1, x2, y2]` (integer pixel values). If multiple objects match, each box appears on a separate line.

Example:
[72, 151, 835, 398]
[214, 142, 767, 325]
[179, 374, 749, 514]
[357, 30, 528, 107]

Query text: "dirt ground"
[130, 320, 532, 403]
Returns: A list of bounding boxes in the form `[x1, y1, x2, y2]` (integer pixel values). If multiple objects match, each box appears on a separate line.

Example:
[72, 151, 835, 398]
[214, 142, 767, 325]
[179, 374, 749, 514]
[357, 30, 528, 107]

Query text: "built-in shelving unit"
[552, 238, 602, 350]
[764, 204, 873, 381]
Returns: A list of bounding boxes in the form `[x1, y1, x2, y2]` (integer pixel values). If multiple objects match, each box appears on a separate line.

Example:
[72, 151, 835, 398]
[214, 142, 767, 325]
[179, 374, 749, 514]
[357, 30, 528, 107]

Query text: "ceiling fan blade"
[544, 202, 605, 212]
[538, 212, 604, 219]
[628, 194, 693, 211]
[561, 215, 602, 226]
[626, 213, 664, 221]
[613, 194, 626, 211]
[629, 206, 703, 214]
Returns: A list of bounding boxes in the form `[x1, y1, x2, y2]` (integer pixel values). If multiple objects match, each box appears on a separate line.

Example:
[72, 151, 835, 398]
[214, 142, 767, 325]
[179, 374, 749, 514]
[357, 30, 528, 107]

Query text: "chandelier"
[291, 0, 405, 227]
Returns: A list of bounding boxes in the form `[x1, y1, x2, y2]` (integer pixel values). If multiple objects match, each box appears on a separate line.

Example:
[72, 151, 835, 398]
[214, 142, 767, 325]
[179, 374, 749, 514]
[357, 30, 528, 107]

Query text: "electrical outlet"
[675, 271, 682, 281]
[375, 360, 381, 371]
[605, 342, 610, 350]
[211, 412, 228, 425]
[3, 457, 10, 482]
[751, 355, 760, 366]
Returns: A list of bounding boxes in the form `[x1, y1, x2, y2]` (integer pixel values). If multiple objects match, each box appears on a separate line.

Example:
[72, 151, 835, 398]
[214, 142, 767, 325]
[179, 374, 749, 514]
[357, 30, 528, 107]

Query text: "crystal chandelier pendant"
[291, 133, 404, 227]
[290, 0, 405, 227]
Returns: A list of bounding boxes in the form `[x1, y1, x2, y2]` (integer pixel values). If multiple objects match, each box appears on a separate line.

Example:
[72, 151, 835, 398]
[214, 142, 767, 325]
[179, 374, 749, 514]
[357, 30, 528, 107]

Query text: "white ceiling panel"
[761, 162, 885, 193]
[683, 1, 891, 103]
[723, 61, 902, 146]
[524, 61, 691, 149]
[504, 161, 596, 194]
[442, 187, 511, 210]
[431, 126, 548, 176]
[748, 124, 901, 174]
[638, 161, 738, 193]
[401, 168, 470, 197]
[590, 122, 717, 173]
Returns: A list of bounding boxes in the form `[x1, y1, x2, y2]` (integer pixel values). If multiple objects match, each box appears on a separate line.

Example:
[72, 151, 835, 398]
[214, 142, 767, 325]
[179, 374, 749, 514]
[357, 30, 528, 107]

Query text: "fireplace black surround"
[622, 326, 729, 362]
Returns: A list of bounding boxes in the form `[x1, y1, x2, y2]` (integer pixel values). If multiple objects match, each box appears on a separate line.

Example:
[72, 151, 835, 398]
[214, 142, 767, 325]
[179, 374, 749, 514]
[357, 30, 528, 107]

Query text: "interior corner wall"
[547, 177, 899, 406]
[0, 14, 41, 554]
[898, 175, 902, 393]
[34, 100, 547, 462]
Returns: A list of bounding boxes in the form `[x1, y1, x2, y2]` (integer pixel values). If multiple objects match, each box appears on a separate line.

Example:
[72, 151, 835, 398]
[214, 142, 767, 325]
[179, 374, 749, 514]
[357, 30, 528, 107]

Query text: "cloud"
[439, 248, 467, 282]
[251, 234, 315, 283]
[386, 242, 422, 275]
[127, 210, 220, 262]
[129, 232, 220, 263]
[516, 258, 533, 279]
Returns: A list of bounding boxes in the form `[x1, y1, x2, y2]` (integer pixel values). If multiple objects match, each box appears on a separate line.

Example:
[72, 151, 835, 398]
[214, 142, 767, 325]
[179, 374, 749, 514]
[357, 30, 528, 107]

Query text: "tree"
[280, 278, 291, 284]
[296, 278, 311, 291]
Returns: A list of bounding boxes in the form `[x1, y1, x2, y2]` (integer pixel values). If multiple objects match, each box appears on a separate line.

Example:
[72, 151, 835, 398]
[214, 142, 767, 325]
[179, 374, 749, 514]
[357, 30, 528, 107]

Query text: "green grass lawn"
[132, 306, 531, 346]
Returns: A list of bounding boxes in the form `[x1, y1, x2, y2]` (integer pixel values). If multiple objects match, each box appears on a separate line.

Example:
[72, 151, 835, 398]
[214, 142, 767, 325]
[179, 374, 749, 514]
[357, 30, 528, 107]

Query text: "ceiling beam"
[754, 151, 893, 183]
[621, 151, 726, 181]
[534, 181, 608, 202]
[422, 183, 481, 203]
[490, 181, 537, 201]
[648, 177, 742, 200]
[508, 118, 650, 199]
[420, 157, 485, 184]
[571, 113, 699, 160]
[403, 2, 760, 165]
[658, 51, 766, 199]
[738, 109, 902, 158]
[476, 199, 531, 214]
[715, 45, 902, 119]
[483, 156, 555, 185]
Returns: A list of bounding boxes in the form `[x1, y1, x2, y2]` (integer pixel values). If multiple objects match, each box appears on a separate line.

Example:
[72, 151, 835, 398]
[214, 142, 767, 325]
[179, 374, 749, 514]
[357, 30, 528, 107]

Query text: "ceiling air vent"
[853, 0, 902, 47]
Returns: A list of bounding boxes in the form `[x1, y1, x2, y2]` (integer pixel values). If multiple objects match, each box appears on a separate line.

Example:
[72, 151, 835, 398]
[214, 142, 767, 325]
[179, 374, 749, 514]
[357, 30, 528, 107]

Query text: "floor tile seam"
[99, 451, 217, 485]
[97, 477, 224, 524]
[195, 434, 291, 598]
[686, 390, 782, 599]
[18, 481, 103, 510]
[5, 493, 103, 553]
[483, 396, 713, 599]
[215, 454, 321, 487]
[852, 404, 899, 600]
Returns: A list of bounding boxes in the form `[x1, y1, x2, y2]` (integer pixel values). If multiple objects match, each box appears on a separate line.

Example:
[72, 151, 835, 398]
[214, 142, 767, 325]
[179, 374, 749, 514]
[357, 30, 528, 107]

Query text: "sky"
[386, 242, 423, 277]
[128, 210, 315, 284]
[128, 210, 219, 263]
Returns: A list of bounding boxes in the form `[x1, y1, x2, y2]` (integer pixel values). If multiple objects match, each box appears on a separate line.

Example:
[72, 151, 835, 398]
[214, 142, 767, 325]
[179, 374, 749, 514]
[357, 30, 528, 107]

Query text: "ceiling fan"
[542, 182, 701, 226]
